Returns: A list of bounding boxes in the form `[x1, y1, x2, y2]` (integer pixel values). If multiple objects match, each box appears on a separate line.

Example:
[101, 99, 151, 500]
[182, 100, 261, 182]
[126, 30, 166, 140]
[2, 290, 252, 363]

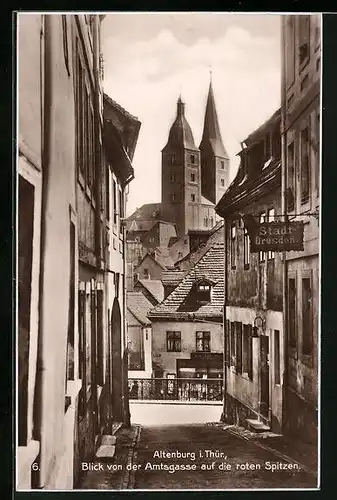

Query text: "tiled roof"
[126, 203, 163, 221]
[127, 292, 153, 325]
[148, 242, 225, 321]
[161, 269, 186, 287]
[138, 279, 164, 304]
[176, 222, 224, 271]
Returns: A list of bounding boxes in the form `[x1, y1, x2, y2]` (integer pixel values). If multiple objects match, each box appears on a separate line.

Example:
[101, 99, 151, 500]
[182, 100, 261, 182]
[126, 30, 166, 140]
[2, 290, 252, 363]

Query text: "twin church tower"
[161, 79, 229, 238]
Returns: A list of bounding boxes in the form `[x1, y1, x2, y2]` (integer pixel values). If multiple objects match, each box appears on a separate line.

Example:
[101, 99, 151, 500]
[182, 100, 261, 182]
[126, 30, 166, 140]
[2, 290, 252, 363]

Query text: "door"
[260, 335, 270, 418]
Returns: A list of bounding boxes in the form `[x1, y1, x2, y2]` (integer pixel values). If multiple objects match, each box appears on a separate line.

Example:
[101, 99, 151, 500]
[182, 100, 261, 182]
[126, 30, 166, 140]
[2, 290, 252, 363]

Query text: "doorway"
[260, 335, 270, 418]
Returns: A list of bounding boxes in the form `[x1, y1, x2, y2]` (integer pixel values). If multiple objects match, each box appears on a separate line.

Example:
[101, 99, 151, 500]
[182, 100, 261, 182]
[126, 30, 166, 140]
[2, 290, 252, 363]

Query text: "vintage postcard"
[16, 11, 320, 491]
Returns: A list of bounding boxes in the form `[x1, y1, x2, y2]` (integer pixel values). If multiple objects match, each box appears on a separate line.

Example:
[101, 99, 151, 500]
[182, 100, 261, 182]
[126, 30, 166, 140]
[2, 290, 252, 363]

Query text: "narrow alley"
[78, 422, 317, 490]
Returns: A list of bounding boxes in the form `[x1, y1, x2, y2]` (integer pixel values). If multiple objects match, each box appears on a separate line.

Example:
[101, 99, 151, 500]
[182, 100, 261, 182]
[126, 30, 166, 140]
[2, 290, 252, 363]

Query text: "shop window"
[274, 329, 280, 384]
[167, 331, 181, 352]
[18, 175, 34, 445]
[288, 278, 297, 348]
[302, 278, 313, 355]
[196, 331, 210, 352]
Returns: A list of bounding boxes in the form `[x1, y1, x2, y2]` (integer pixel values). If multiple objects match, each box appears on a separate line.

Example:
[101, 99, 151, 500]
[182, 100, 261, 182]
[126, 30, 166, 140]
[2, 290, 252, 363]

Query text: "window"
[167, 331, 181, 352]
[259, 213, 266, 262]
[209, 217, 214, 227]
[316, 112, 320, 196]
[299, 15, 310, 68]
[106, 167, 110, 221]
[191, 154, 195, 164]
[274, 330, 280, 384]
[236, 322, 242, 374]
[171, 172, 176, 183]
[191, 172, 195, 182]
[196, 331, 210, 352]
[267, 208, 275, 260]
[66, 222, 76, 400]
[113, 179, 117, 224]
[243, 227, 250, 269]
[204, 217, 208, 228]
[300, 126, 310, 203]
[119, 189, 124, 234]
[230, 322, 236, 367]
[242, 324, 253, 379]
[197, 282, 211, 302]
[286, 16, 295, 87]
[221, 160, 225, 169]
[75, 45, 96, 196]
[143, 268, 149, 278]
[230, 223, 236, 269]
[288, 278, 297, 347]
[287, 142, 295, 211]
[96, 290, 104, 386]
[221, 178, 225, 187]
[18, 175, 35, 445]
[302, 278, 313, 355]
[171, 193, 176, 202]
[191, 193, 195, 202]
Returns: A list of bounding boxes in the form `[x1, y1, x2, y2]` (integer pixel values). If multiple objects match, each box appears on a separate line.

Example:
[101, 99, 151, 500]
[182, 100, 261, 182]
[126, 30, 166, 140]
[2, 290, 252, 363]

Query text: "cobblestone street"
[78, 422, 318, 490]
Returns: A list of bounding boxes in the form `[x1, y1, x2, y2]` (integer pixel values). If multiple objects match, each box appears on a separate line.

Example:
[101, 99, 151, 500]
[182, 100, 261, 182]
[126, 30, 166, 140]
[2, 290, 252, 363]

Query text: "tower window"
[191, 194, 195, 202]
[221, 161, 225, 169]
[171, 172, 176, 183]
[221, 178, 225, 187]
[191, 154, 195, 164]
[191, 173, 195, 182]
[171, 193, 176, 202]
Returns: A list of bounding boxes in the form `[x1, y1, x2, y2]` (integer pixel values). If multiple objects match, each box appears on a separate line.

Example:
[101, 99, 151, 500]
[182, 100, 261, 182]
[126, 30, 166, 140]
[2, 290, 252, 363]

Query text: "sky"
[101, 13, 281, 216]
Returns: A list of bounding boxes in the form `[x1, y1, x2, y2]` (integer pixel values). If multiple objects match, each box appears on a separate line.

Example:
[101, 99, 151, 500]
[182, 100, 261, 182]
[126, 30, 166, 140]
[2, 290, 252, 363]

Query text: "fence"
[128, 378, 223, 402]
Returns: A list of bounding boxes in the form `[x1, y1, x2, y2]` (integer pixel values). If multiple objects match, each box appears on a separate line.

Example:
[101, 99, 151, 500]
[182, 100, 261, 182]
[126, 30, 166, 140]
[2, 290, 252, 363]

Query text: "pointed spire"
[177, 94, 185, 116]
[200, 79, 228, 158]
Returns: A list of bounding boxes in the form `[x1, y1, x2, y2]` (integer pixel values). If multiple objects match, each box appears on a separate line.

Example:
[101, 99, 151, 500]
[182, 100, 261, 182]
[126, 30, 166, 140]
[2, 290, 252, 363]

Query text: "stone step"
[246, 418, 271, 432]
[96, 444, 116, 459]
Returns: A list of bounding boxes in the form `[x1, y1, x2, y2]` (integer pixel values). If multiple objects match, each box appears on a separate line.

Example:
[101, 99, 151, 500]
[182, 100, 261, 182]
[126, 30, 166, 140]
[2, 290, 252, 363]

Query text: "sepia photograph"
[16, 11, 320, 491]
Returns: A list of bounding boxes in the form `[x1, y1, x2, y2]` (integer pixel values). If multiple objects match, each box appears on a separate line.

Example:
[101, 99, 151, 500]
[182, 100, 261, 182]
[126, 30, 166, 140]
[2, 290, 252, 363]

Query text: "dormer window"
[196, 279, 213, 303]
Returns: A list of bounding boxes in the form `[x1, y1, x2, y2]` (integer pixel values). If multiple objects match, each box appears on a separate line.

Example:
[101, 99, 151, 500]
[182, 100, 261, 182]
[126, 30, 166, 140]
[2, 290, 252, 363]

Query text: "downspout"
[280, 16, 289, 433]
[32, 13, 52, 488]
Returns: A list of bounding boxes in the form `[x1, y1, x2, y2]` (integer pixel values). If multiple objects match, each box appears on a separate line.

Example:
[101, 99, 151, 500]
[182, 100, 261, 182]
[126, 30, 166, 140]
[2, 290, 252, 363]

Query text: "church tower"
[199, 79, 229, 204]
[161, 96, 202, 238]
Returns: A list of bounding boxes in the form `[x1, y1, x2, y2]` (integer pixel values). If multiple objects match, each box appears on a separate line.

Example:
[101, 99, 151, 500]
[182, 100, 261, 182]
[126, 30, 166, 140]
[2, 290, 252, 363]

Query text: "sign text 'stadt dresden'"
[250, 221, 304, 252]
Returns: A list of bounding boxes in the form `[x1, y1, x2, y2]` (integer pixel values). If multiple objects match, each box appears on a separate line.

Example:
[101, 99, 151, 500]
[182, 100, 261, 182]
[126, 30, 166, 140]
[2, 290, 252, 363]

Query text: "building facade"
[281, 14, 320, 443]
[215, 109, 284, 432]
[17, 14, 140, 490]
[148, 243, 225, 381]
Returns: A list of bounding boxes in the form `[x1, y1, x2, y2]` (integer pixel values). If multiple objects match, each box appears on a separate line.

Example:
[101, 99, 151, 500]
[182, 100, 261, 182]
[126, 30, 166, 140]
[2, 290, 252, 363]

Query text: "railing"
[128, 378, 223, 402]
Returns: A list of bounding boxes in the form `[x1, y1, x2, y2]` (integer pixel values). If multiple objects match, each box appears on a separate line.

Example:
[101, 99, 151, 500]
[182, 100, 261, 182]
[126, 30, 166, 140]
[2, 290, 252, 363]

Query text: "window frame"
[166, 331, 181, 352]
[196, 331, 211, 353]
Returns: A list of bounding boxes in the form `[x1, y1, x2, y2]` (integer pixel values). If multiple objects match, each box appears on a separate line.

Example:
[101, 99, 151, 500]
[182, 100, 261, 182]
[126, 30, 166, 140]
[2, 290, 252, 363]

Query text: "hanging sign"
[249, 220, 304, 252]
